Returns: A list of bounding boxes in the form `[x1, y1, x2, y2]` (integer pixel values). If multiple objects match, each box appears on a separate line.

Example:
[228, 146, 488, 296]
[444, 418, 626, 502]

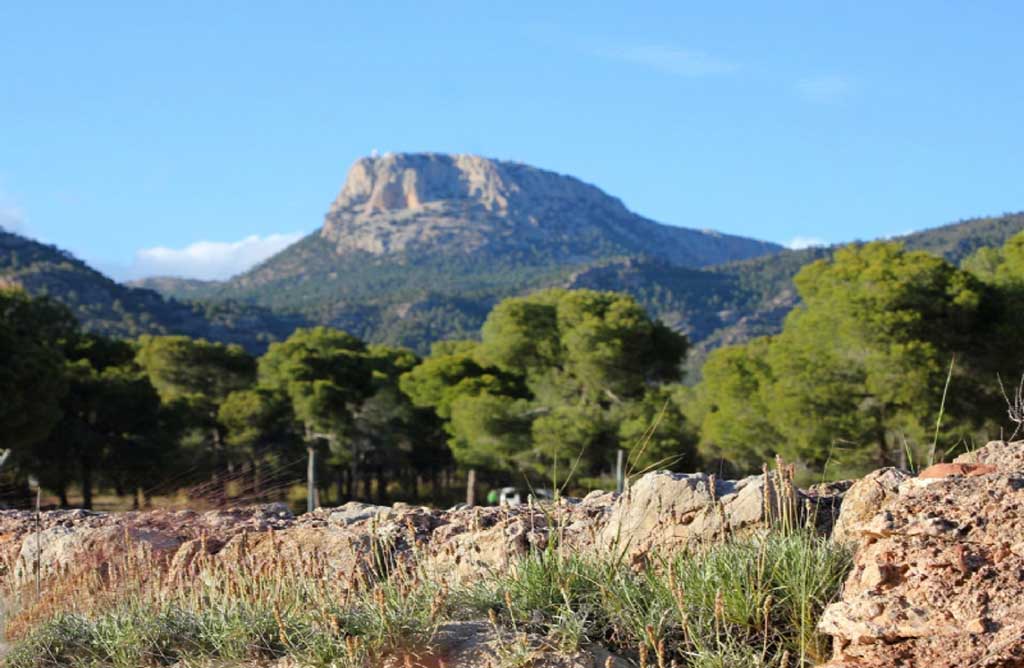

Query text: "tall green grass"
[453, 529, 850, 667]
[3, 526, 850, 668]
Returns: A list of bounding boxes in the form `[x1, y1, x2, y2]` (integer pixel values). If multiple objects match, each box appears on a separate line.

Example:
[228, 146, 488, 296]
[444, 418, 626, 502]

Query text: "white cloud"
[130, 232, 304, 280]
[787, 236, 827, 250]
[0, 206, 24, 234]
[609, 45, 737, 77]
[0, 190, 26, 234]
[795, 75, 853, 103]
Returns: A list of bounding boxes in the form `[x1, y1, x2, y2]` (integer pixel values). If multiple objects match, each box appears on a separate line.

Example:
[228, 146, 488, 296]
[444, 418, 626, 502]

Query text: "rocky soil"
[6, 443, 1024, 666]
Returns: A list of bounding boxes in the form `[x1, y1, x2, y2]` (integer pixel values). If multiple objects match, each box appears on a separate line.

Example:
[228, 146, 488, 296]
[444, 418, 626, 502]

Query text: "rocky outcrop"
[817, 443, 1024, 667]
[598, 472, 792, 560]
[11, 456, 1024, 667]
[318, 153, 780, 267]
[1, 471, 790, 596]
[0, 505, 295, 587]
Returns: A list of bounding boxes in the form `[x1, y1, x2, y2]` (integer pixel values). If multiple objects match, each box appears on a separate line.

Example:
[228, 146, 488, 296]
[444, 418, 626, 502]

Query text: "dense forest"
[6, 229, 1024, 508]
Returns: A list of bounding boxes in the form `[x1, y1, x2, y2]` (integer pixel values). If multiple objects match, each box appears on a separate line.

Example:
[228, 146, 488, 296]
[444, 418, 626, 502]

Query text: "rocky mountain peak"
[318, 153, 636, 256]
[329, 152, 624, 219]
[334, 153, 507, 216]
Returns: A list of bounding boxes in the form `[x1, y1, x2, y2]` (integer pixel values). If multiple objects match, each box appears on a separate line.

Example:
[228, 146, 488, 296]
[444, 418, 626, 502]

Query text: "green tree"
[695, 242, 990, 477]
[402, 289, 695, 484]
[347, 345, 449, 502]
[617, 385, 700, 473]
[136, 335, 255, 402]
[690, 340, 782, 473]
[0, 289, 74, 458]
[258, 327, 374, 496]
[34, 334, 167, 508]
[136, 335, 256, 478]
[770, 242, 984, 470]
[218, 388, 300, 498]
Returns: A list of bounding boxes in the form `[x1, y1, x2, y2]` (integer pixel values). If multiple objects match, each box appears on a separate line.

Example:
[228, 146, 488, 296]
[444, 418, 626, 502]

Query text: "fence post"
[307, 446, 318, 513]
[616, 449, 625, 494]
[466, 468, 477, 507]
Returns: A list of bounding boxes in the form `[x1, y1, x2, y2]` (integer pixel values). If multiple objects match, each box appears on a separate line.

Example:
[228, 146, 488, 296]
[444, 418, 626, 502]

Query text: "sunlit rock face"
[318, 152, 776, 266]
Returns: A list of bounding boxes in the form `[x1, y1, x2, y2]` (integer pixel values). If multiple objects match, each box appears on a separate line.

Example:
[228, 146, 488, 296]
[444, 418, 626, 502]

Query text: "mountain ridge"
[0, 230, 307, 352]
[130, 152, 784, 348]
[6, 152, 1024, 356]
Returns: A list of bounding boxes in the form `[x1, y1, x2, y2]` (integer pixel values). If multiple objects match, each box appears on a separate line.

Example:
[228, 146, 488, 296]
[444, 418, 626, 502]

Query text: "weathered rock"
[14, 524, 183, 584]
[327, 501, 391, 526]
[801, 479, 853, 536]
[597, 472, 788, 559]
[318, 153, 777, 266]
[955, 439, 1024, 473]
[2, 504, 305, 587]
[918, 462, 998, 478]
[423, 505, 552, 582]
[819, 474, 1024, 667]
[831, 467, 911, 544]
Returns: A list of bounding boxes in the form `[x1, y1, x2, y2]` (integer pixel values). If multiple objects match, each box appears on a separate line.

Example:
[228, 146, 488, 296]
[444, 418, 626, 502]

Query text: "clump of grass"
[3, 516, 850, 668]
[453, 530, 850, 667]
[2, 526, 444, 668]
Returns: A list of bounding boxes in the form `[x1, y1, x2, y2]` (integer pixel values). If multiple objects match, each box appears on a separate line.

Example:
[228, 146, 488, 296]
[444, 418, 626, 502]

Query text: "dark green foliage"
[258, 327, 372, 438]
[0, 289, 73, 455]
[693, 241, 1007, 478]
[401, 289, 697, 482]
[6, 212, 1024, 358]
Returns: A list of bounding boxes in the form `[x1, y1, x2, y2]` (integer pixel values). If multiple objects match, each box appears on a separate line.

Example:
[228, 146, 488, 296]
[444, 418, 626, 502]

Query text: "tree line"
[5, 232, 1024, 508]
[689, 234, 1024, 479]
[0, 286, 694, 508]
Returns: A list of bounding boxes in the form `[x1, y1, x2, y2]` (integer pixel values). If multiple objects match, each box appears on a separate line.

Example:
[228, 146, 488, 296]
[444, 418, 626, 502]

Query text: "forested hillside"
[685, 212, 1024, 369]
[133, 153, 784, 349]
[8, 228, 1024, 511]
[0, 231, 307, 353]
[3, 151, 1022, 358]
[129, 156, 1024, 354]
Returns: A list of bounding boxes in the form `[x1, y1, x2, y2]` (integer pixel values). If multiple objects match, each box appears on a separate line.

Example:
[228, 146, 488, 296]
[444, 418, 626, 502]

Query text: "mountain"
[316, 153, 779, 266]
[6, 151, 1023, 361]
[0, 230, 307, 352]
[135, 153, 782, 348]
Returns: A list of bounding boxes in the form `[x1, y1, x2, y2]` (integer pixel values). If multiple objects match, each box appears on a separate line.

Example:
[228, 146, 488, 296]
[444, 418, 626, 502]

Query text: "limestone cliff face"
[318, 152, 776, 266]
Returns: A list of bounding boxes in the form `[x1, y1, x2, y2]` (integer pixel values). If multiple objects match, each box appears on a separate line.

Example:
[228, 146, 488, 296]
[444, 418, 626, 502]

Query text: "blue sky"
[2, 2, 1023, 279]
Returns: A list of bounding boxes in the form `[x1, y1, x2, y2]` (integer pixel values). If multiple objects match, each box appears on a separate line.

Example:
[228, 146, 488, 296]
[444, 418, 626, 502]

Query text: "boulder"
[424, 506, 552, 583]
[597, 471, 790, 559]
[14, 524, 184, 585]
[818, 474, 1024, 667]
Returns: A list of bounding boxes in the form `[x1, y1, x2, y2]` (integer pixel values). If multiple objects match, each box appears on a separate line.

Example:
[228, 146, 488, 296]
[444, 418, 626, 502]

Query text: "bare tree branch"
[997, 373, 1024, 441]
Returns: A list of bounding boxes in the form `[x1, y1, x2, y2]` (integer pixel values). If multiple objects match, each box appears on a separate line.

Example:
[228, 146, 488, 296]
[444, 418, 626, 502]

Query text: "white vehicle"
[498, 486, 554, 506]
